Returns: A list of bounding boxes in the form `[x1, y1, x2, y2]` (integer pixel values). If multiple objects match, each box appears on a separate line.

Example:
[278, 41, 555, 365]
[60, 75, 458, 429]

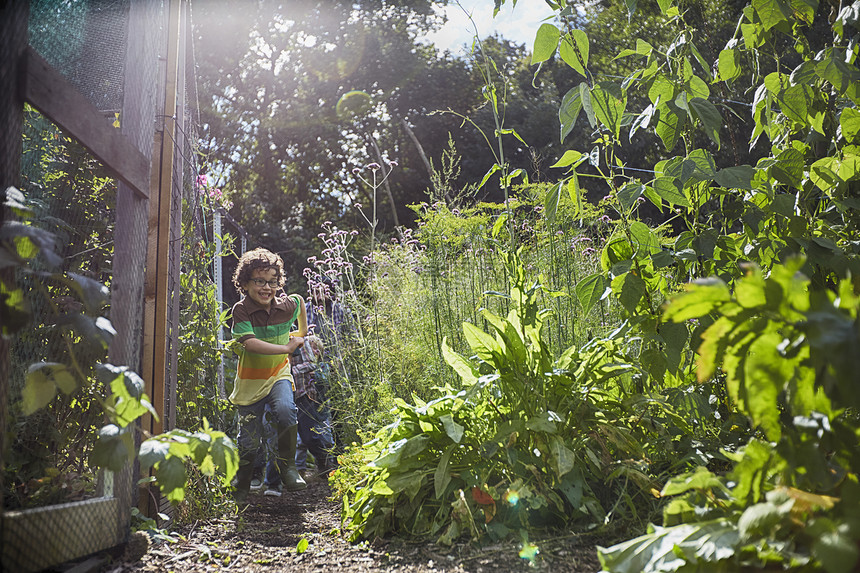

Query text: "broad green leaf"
[752, 0, 792, 30]
[440, 414, 465, 443]
[139, 439, 171, 470]
[809, 156, 841, 191]
[296, 538, 309, 554]
[841, 107, 860, 143]
[689, 97, 722, 147]
[629, 221, 662, 255]
[559, 86, 583, 142]
[597, 519, 739, 572]
[581, 83, 596, 128]
[619, 272, 646, 313]
[544, 181, 562, 224]
[155, 455, 187, 503]
[743, 329, 789, 440]
[22, 363, 60, 415]
[663, 278, 731, 322]
[738, 502, 785, 540]
[617, 182, 644, 211]
[549, 435, 575, 477]
[651, 177, 691, 207]
[777, 84, 812, 124]
[559, 30, 589, 77]
[838, 152, 860, 181]
[714, 165, 755, 189]
[718, 48, 741, 82]
[591, 82, 626, 138]
[816, 52, 860, 94]
[90, 424, 132, 472]
[550, 150, 583, 169]
[655, 102, 684, 151]
[434, 445, 455, 498]
[576, 273, 609, 314]
[770, 147, 805, 188]
[661, 466, 726, 496]
[66, 273, 109, 314]
[463, 321, 501, 363]
[531, 23, 560, 64]
[442, 338, 480, 386]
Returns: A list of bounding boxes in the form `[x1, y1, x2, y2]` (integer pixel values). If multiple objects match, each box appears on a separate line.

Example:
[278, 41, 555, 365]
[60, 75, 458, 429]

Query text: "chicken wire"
[0, 0, 192, 570]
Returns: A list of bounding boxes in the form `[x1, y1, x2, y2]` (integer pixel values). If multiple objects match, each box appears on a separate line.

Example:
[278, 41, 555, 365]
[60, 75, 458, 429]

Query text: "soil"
[94, 476, 605, 573]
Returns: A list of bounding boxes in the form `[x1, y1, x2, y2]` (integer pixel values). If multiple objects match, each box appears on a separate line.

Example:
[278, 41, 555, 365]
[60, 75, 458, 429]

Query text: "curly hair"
[232, 248, 285, 294]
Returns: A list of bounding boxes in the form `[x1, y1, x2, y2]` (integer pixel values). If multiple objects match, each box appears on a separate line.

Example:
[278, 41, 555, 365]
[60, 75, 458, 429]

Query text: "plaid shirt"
[290, 338, 318, 400]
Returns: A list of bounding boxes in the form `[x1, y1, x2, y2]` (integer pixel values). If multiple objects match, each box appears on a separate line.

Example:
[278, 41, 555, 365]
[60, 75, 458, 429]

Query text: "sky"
[423, 0, 557, 55]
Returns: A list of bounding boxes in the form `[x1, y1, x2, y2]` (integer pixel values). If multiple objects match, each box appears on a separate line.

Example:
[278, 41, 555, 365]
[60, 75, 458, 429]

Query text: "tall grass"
[305, 183, 635, 444]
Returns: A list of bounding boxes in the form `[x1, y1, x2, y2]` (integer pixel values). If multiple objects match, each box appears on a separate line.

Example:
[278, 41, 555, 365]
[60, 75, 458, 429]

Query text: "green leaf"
[580, 83, 596, 128]
[651, 177, 691, 207]
[597, 519, 739, 572]
[576, 273, 609, 314]
[442, 338, 480, 385]
[90, 424, 132, 472]
[463, 321, 501, 363]
[661, 466, 726, 496]
[550, 150, 583, 169]
[439, 414, 464, 443]
[629, 221, 662, 255]
[155, 455, 187, 503]
[139, 439, 171, 470]
[526, 411, 559, 433]
[591, 82, 626, 138]
[743, 330, 789, 440]
[434, 445, 455, 499]
[296, 537, 309, 554]
[531, 23, 560, 64]
[655, 102, 684, 151]
[544, 181, 562, 224]
[558, 30, 589, 77]
[477, 163, 501, 191]
[812, 529, 860, 573]
[689, 98, 722, 147]
[810, 156, 841, 191]
[752, 0, 792, 30]
[663, 278, 731, 322]
[629, 102, 655, 141]
[559, 85, 584, 142]
[770, 148, 805, 188]
[714, 165, 755, 189]
[617, 182, 644, 211]
[549, 435, 575, 477]
[718, 48, 741, 82]
[22, 363, 62, 415]
[778, 84, 812, 125]
[841, 107, 860, 143]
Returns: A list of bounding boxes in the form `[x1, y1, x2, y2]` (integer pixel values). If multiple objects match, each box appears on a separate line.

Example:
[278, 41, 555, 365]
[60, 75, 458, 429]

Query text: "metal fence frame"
[1, 0, 190, 569]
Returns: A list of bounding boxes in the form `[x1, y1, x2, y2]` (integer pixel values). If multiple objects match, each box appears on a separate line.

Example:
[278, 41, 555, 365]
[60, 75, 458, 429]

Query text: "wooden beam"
[21, 46, 149, 199]
[142, 0, 182, 442]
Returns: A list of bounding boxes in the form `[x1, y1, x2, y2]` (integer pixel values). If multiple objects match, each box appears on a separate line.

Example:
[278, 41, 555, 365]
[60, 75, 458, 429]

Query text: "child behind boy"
[291, 334, 335, 478]
[228, 248, 308, 501]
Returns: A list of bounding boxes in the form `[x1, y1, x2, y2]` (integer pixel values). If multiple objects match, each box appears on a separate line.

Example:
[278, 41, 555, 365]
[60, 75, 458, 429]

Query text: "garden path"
[99, 477, 603, 572]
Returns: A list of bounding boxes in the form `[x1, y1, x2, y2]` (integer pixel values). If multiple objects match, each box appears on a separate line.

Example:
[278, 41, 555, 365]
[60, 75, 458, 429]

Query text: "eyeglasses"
[250, 278, 280, 288]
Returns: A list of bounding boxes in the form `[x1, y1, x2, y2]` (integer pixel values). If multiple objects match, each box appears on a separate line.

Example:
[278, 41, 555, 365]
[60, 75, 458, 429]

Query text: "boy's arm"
[243, 336, 303, 355]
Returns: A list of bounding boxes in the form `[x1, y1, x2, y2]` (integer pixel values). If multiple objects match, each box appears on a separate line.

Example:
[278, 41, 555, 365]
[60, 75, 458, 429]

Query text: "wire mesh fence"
[0, 0, 199, 570]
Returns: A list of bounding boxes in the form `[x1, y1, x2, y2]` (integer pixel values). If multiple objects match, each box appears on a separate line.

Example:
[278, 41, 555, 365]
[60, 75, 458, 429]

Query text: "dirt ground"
[89, 476, 604, 573]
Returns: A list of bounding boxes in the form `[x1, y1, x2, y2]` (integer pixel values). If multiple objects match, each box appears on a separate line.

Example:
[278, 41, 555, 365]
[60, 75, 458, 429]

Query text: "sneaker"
[250, 478, 263, 491]
[263, 484, 282, 497]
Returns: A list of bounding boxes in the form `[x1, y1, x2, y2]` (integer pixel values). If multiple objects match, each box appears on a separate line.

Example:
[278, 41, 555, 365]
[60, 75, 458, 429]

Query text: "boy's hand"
[285, 336, 304, 353]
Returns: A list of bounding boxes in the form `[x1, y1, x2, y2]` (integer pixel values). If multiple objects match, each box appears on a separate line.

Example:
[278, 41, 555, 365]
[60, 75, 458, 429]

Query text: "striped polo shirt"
[229, 293, 301, 406]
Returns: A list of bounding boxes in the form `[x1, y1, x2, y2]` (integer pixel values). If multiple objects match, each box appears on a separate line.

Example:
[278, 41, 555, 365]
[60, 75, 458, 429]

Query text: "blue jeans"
[237, 379, 297, 483]
[295, 394, 335, 471]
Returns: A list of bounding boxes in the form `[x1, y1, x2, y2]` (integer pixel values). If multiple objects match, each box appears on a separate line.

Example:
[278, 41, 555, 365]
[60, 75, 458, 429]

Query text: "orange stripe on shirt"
[237, 356, 290, 380]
